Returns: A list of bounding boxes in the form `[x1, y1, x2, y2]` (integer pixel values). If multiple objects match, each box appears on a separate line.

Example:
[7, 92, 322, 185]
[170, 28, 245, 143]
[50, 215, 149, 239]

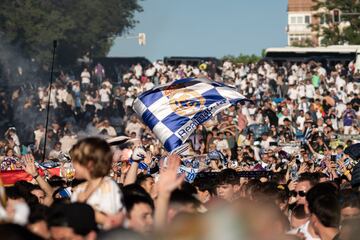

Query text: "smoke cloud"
[0, 34, 49, 144]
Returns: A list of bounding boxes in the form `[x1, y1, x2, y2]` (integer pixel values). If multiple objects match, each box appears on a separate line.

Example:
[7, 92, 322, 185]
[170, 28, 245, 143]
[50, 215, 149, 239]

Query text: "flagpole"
[42, 40, 57, 162]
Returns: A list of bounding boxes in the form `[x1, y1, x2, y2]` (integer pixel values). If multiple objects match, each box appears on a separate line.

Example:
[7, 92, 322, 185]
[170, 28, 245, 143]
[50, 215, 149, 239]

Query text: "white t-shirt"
[288, 75, 297, 85]
[144, 82, 155, 91]
[317, 67, 326, 76]
[288, 221, 320, 240]
[134, 64, 143, 78]
[57, 89, 68, 103]
[34, 129, 44, 150]
[81, 71, 91, 84]
[125, 122, 143, 137]
[296, 115, 306, 131]
[59, 135, 78, 154]
[125, 97, 134, 108]
[48, 150, 62, 160]
[145, 67, 156, 77]
[260, 137, 274, 149]
[98, 126, 117, 137]
[71, 177, 123, 215]
[99, 88, 111, 103]
[305, 84, 315, 99]
[38, 88, 45, 100]
[346, 82, 355, 94]
[288, 88, 298, 101]
[335, 77, 346, 91]
[336, 103, 347, 118]
[297, 85, 306, 98]
[214, 139, 229, 151]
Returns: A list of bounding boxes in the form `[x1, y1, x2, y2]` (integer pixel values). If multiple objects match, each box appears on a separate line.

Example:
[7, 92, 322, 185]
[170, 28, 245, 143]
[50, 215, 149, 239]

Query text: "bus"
[163, 56, 221, 67]
[263, 45, 360, 71]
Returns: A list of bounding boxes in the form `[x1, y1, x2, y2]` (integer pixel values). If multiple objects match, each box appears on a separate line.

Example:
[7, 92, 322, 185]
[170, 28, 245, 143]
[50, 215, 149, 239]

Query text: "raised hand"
[154, 153, 185, 229]
[22, 154, 38, 177]
[144, 151, 152, 165]
[288, 180, 297, 191]
[298, 163, 308, 174]
[120, 162, 130, 175]
[157, 153, 185, 195]
[131, 147, 147, 162]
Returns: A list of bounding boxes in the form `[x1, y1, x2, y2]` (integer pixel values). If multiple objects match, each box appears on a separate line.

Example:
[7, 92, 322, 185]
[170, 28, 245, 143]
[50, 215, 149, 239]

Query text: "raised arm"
[154, 154, 184, 229]
[305, 140, 317, 155]
[23, 154, 54, 206]
[124, 147, 146, 186]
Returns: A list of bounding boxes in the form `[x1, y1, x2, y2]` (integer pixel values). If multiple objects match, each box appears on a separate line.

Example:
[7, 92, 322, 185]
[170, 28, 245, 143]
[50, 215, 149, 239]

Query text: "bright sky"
[108, 0, 288, 62]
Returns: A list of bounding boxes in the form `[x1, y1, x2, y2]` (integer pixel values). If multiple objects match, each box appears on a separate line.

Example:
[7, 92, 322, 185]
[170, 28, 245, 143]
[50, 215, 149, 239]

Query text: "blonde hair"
[70, 137, 112, 178]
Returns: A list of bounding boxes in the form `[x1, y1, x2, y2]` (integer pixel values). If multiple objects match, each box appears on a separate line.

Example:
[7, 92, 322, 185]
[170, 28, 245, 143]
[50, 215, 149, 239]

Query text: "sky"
[108, 0, 288, 62]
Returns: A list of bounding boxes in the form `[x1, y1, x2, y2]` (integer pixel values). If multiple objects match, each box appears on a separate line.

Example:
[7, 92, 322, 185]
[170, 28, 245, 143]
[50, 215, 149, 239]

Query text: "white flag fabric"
[133, 78, 249, 152]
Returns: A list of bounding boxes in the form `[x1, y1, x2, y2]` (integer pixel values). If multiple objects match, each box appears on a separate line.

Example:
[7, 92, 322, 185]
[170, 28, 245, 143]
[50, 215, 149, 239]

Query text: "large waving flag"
[133, 78, 249, 152]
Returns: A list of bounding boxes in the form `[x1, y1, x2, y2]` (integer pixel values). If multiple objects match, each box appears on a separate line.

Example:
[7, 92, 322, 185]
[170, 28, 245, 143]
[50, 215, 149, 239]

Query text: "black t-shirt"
[120, 82, 132, 90]
[263, 108, 278, 127]
[351, 97, 360, 111]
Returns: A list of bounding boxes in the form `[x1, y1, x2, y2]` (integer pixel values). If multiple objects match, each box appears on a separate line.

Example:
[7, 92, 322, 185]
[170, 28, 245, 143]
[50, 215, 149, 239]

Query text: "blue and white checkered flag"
[133, 78, 249, 152]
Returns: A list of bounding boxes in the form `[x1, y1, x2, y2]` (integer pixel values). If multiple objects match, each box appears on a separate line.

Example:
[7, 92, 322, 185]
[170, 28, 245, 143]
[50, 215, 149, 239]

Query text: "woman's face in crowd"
[6, 149, 14, 157]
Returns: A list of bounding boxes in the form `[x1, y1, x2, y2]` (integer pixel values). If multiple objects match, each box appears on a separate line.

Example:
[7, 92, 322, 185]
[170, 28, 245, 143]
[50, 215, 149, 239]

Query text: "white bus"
[263, 45, 360, 72]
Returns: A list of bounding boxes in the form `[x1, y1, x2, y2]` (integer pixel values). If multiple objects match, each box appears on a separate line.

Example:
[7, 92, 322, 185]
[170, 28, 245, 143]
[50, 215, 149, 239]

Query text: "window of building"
[297, 16, 303, 24]
[289, 34, 312, 45]
[289, 14, 312, 25]
[320, 14, 326, 25]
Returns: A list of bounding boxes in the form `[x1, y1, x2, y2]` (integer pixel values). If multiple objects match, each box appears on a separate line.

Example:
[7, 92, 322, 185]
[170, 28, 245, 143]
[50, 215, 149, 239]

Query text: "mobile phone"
[331, 155, 336, 162]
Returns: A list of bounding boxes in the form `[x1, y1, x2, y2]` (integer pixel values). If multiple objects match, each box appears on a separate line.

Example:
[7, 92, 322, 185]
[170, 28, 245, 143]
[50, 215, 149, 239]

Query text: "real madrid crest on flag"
[133, 78, 249, 152]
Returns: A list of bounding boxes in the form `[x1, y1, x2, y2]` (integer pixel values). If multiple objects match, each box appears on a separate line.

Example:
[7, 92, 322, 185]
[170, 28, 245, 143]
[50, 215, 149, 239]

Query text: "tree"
[0, 0, 142, 67]
[290, 38, 314, 47]
[312, 0, 360, 45]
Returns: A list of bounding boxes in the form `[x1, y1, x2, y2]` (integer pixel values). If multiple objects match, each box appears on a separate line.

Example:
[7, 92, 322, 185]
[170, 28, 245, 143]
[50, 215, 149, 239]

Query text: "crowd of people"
[0, 58, 359, 239]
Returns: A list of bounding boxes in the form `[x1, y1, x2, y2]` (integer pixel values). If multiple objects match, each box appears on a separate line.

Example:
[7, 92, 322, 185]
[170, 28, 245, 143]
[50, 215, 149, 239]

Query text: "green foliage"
[312, 0, 360, 45]
[290, 38, 314, 47]
[222, 54, 261, 64]
[0, 0, 142, 67]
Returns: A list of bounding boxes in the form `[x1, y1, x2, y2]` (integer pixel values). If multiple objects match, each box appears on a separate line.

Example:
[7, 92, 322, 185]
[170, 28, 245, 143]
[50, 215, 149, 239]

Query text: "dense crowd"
[0, 58, 359, 239]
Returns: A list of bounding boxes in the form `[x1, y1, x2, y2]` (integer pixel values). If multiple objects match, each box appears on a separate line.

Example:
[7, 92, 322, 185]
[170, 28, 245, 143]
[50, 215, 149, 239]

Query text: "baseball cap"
[48, 203, 97, 236]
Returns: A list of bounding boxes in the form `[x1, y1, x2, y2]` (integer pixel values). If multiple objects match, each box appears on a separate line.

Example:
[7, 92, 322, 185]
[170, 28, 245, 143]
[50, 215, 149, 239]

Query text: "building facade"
[287, 0, 320, 46]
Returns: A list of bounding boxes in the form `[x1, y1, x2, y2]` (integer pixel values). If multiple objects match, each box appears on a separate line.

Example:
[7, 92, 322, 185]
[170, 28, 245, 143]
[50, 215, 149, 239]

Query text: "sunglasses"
[290, 190, 307, 197]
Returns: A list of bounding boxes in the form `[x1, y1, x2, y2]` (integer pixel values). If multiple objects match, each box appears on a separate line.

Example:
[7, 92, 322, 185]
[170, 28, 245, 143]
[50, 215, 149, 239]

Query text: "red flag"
[0, 168, 61, 186]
